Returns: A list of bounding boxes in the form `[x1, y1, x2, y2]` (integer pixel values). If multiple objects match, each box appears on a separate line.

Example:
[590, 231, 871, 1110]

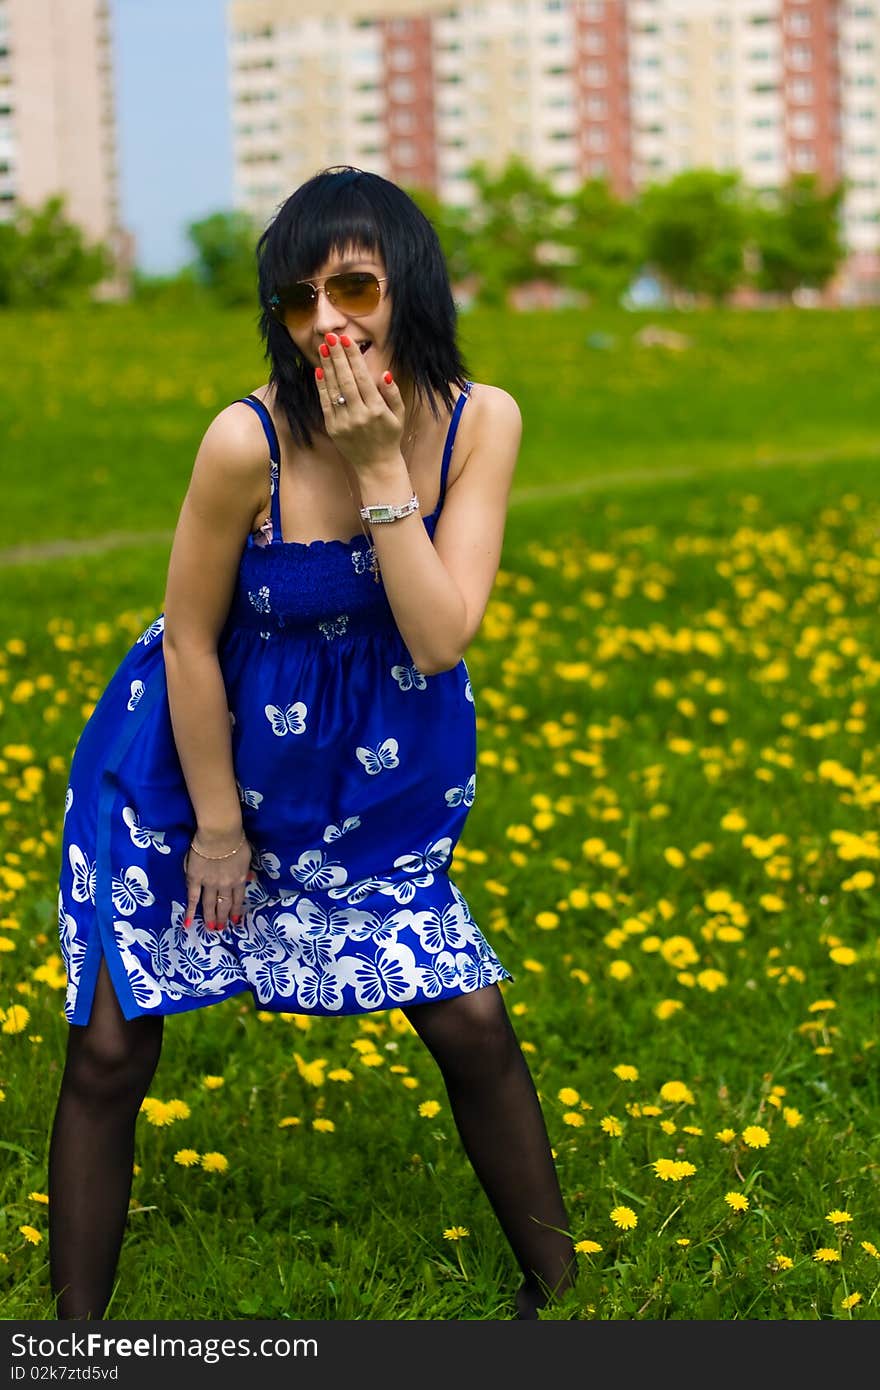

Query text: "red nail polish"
[319, 343, 330, 358]
[384, 371, 393, 384]
[232, 915, 242, 925]
[316, 366, 324, 380]
[206, 920, 215, 929]
[325, 333, 337, 346]
[184, 916, 192, 927]
[339, 334, 351, 348]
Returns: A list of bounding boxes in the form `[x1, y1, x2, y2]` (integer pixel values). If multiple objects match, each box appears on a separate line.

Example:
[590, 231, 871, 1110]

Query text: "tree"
[185, 210, 260, 307]
[556, 177, 644, 305]
[638, 169, 749, 304]
[0, 195, 112, 307]
[403, 183, 477, 286]
[463, 156, 566, 307]
[748, 174, 846, 298]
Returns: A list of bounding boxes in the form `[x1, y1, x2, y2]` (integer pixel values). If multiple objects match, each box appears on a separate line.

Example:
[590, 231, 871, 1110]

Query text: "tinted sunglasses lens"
[326, 272, 381, 314]
[271, 283, 317, 325]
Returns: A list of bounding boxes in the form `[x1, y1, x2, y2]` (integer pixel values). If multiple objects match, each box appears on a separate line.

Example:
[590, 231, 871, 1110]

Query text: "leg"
[403, 985, 577, 1318]
[48, 957, 164, 1319]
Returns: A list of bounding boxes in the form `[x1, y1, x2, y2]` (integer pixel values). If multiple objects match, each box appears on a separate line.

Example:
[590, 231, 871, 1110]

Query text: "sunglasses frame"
[269, 273, 388, 326]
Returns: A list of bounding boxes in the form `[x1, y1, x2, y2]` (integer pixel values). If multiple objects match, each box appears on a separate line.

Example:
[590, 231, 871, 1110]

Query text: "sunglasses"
[269, 272, 388, 328]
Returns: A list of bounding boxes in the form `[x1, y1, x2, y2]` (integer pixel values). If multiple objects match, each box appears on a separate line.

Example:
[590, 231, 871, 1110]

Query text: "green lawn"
[0, 305, 878, 1321]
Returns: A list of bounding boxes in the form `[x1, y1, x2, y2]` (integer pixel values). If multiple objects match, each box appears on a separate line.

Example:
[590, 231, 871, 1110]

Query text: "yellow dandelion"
[328, 1068, 354, 1082]
[676, 1238, 691, 1247]
[443, 1226, 470, 1241]
[0, 1004, 30, 1034]
[829, 946, 857, 966]
[664, 847, 686, 868]
[609, 959, 633, 981]
[201, 1152, 228, 1172]
[19, 1225, 42, 1245]
[563, 1111, 585, 1127]
[28, 1192, 49, 1204]
[654, 999, 684, 1020]
[312, 1118, 335, 1133]
[783, 1107, 803, 1128]
[610, 1205, 638, 1231]
[419, 1100, 442, 1118]
[165, 1099, 190, 1120]
[773, 1254, 794, 1271]
[659, 1080, 695, 1105]
[535, 911, 560, 930]
[715, 1128, 737, 1143]
[278, 1116, 301, 1128]
[841, 1292, 862, 1310]
[173, 1149, 201, 1167]
[557, 1086, 580, 1105]
[861, 1241, 879, 1258]
[575, 1239, 603, 1254]
[826, 1210, 853, 1225]
[600, 1115, 622, 1137]
[741, 1125, 770, 1149]
[202, 1075, 225, 1090]
[613, 1065, 639, 1082]
[813, 1248, 842, 1263]
[725, 1192, 749, 1212]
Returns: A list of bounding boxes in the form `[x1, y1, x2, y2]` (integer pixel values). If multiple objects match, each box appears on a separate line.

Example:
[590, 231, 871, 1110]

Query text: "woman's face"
[283, 244, 392, 387]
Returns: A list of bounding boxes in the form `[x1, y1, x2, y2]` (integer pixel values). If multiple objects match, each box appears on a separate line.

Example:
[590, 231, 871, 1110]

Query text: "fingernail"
[384, 371, 393, 384]
[339, 334, 351, 348]
[232, 915, 242, 925]
[319, 343, 330, 358]
[184, 916, 191, 927]
[325, 333, 337, 345]
[316, 367, 324, 380]
[206, 920, 215, 929]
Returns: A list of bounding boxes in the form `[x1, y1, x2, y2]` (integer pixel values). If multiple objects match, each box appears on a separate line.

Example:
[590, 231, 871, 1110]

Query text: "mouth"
[357, 340, 372, 355]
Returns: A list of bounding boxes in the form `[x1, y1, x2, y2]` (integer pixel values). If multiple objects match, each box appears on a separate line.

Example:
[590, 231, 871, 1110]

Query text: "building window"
[390, 47, 414, 70]
[790, 111, 815, 137]
[790, 77, 814, 101]
[787, 11, 811, 35]
[389, 77, 415, 100]
[788, 44, 813, 69]
[792, 145, 816, 170]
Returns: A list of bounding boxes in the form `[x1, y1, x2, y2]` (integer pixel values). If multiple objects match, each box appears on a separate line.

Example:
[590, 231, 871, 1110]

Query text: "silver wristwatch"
[359, 492, 420, 524]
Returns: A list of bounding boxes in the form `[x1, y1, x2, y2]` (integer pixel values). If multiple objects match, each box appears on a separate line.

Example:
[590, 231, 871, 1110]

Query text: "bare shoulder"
[448, 381, 522, 491]
[468, 381, 522, 434]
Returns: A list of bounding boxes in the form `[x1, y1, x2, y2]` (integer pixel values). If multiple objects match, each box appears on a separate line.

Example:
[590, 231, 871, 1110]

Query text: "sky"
[110, 0, 233, 274]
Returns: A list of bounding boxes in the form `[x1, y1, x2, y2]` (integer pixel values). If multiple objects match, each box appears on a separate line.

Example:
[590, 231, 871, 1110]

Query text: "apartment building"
[0, 0, 130, 289]
[226, 0, 879, 294]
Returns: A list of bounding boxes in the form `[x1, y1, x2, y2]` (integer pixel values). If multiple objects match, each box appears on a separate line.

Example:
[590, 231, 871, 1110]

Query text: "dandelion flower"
[813, 1248, 841, 1263]
[782, 1107, 803, 1128]
[173, 1149, 200, 1167]
[861, 1241, 879, 1258]
[28, 1192, 49, 1204]
[19, 1226, 42, 1244]
[557, 1087, 580, 1106]
[659, 1081, 695, 1105]
[826, 1210, 853, 1226]
[613, 1065, 639, 1082]
[278, 1116, 301, 1128]
[443, 1227, 469, 1241]
[841, 1292, 862, 1309]
[563, 1111, 585, 1127]
[419, 1100, 441, 1118]
[312, 1118, 335, 1133]
[610, 1206, 638, 1231]
[202, 1075, 224, 1090]
[600, 1115, 622, 1137]
[725, 1192, 749, 1212]
[773, 1255, 793, 1271]
[741, 1125, 770, 1149]
[575, 1239, 603, 1254]
[200, 1152, 228, 1172]
[165, 1099, 190, 1120]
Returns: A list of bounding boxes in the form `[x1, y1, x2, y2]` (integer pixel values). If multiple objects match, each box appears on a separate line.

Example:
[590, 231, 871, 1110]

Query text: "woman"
[49, 166, 577, 1321]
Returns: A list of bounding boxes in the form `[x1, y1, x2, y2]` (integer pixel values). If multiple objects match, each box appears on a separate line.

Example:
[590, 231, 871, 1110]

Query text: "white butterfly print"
[323, 815, 360, 843]
[237, 782, 264, 809]
[264, 701, 307, 737]
[248, 585, 271, 613]
[136, 616, 164, 645]
[317, 614, 349, 642]
[356, 737, 399, 775]
[416, 952, 460, 998]
[411, 900, 472, 955]
[346, 944, 419, 1010]
[69, 844, 96, 904]
[111, 866, 155, 916]
[444, 773, 476, 808]
[327, 874, 385, 904]
[351, 548, 376, 575]
[291, 849, 348, 892]
[127, 680, 145, 711]
[122, 806, 171, 855]
[394, 837, 453, 881]
[391, 663, 427, 692]
[252, 849, 281, 880]
[64, 787, 73, 819]
[57, 891, 86, 985]
[244, 955, 297, 1005]
[296, 966, 345, 1013]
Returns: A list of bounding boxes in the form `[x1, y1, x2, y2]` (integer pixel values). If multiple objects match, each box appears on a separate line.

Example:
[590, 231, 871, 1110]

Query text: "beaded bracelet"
[188, 831, 248, 861]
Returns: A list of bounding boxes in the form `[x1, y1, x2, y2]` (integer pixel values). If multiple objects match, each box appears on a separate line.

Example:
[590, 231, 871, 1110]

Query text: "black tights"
[48, 961, 575, 1319]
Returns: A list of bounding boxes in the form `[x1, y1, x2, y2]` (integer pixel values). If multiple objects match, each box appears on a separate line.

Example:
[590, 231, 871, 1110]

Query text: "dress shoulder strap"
[437, 380, 472, 512]
[237, 394, 283, 542]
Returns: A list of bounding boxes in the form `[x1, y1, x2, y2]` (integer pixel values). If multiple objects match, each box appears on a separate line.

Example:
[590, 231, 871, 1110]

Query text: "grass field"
[0, 304, 879, 1321]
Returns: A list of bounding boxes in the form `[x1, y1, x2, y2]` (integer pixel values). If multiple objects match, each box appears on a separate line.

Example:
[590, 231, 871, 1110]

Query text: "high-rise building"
[226, 0, 879, 296]
[1, 0, 131, 291]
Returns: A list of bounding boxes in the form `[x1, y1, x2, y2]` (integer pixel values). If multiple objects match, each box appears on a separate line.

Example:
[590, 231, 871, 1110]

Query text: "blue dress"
[57, 383, 514, 1024]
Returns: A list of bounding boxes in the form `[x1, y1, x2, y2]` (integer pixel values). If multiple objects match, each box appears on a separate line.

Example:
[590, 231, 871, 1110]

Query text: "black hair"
[255, 166, 471, 449]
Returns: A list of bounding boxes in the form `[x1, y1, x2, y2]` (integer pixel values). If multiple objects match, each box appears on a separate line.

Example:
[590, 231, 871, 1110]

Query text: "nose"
[311, 285, 348, 337]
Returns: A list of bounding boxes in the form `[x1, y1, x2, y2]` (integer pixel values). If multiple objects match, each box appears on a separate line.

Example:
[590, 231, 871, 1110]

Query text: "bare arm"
[162, 402, 268, 926]
[357, 386, 522, 674]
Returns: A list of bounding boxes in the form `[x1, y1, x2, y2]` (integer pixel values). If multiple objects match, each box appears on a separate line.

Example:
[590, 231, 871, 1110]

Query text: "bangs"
[260, 175, 385, 288]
